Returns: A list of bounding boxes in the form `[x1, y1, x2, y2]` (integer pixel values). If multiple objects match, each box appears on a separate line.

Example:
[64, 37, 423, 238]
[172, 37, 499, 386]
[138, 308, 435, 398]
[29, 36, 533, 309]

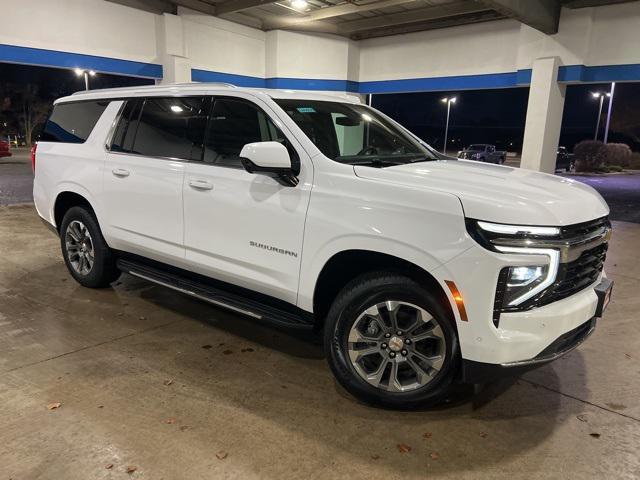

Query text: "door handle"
[112, 168, 130, 178]
[188, 179, 213, 191]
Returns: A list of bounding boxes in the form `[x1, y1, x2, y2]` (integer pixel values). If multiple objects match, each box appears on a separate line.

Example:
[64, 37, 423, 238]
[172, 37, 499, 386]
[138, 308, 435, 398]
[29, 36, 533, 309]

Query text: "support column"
[520, 57, 566, 173]
[157, 13, 191, 84]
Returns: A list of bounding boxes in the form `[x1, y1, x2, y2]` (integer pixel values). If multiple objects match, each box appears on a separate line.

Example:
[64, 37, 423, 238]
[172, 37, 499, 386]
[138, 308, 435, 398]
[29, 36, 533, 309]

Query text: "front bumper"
[460, 278, 613, 383]
[461, 317, 596, 383]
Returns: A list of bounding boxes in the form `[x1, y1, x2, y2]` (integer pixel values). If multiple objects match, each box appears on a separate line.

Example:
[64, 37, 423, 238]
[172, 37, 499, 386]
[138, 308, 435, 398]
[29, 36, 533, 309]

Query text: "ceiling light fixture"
[291, 0, 308, 10]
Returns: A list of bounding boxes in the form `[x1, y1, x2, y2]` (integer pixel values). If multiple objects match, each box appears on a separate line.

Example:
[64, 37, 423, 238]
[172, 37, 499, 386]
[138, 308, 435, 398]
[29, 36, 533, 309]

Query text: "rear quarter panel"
[33, 101, 121, 230]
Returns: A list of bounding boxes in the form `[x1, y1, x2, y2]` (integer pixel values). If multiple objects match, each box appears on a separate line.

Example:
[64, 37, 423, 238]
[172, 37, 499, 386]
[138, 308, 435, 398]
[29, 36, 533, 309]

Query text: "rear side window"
[40, 100, 110, 143]
[111, 97, 208, 161]
[110, 99, 143, 153]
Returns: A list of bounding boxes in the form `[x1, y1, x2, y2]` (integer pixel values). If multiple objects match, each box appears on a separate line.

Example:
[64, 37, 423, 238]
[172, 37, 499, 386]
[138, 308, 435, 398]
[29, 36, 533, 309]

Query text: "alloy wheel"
[65, 220, 95, 275]
[347, 301, 446, 392]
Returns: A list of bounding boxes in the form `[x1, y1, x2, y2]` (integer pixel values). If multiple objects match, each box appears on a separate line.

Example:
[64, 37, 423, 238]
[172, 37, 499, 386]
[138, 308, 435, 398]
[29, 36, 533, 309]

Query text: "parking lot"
[1, 195, 639, 479]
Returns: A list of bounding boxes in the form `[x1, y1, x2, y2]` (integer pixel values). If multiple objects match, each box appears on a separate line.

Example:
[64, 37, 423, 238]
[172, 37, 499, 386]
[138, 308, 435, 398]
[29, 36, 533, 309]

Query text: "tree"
[18, 84, 50, 146]
[0, 83, 50, 146]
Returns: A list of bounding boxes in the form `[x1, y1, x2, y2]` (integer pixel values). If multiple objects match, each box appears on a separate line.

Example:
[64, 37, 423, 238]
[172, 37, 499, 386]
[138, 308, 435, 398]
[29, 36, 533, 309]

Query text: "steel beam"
[476, 0, 561, 34]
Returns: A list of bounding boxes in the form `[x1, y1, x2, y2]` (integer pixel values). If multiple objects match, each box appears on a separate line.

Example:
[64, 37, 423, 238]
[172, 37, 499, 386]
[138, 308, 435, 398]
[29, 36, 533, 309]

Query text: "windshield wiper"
[340, 158, 408, 168]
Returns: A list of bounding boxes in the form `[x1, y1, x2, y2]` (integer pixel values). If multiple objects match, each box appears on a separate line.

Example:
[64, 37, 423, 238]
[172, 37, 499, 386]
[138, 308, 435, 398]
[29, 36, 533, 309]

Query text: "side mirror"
[240, 141, 298, 187]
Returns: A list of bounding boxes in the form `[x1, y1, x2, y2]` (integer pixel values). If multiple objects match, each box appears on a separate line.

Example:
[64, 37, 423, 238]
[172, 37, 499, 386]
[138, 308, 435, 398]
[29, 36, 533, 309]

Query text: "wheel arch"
[312, 249, 455, 329]
[53, 190, 96, 233]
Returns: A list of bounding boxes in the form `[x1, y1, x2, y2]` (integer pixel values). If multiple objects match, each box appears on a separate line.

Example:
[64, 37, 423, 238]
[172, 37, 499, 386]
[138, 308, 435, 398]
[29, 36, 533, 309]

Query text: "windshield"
[274, 99, 436, 166]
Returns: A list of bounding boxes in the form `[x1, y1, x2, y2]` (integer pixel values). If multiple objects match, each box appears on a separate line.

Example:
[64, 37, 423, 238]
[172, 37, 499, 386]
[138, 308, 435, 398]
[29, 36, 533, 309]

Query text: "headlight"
[495, 247, 560, 306]
[467, 220, 561, 308]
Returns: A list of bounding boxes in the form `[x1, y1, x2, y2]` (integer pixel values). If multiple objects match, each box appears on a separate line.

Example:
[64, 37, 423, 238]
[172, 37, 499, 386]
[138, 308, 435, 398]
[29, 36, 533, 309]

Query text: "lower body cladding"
[435, 244, 613, 383]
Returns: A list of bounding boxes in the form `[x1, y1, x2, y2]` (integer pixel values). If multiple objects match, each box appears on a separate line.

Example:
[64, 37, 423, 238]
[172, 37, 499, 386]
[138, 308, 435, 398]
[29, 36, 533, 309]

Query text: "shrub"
[607, 164, 624, 172]
[601, 143, 632, 167]
[573, 140, 604, 172]
[628, 152, 640, 170]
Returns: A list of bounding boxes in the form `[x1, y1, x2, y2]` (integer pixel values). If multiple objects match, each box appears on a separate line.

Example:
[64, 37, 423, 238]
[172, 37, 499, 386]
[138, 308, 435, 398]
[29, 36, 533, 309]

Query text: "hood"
[354, 159, 609, 226]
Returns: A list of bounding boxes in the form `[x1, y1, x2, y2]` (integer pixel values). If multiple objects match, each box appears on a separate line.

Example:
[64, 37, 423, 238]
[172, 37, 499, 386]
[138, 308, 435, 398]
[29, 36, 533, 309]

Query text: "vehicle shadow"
[7, 258, 587, 478]
[128, 278, 584, 476]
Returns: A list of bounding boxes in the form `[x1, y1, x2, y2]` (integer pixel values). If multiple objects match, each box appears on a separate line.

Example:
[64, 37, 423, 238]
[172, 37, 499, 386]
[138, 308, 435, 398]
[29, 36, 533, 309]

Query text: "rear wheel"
[60, 206, 120, 288]
[324, 272, 459, 408]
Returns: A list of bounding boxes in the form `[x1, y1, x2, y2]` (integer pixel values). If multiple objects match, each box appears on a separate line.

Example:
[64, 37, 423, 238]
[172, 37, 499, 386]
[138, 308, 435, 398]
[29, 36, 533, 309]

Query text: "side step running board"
[116, 259, 314, 330]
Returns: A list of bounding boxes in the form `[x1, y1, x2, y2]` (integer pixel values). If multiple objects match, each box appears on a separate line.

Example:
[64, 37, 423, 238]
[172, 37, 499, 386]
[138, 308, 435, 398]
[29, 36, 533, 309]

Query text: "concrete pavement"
[0, 204, 638, 479]
[0, 148, 33, 205]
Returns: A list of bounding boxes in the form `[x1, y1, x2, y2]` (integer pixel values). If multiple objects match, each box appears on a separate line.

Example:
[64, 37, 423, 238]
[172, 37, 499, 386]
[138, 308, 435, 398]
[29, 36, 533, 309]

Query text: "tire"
[60, 206, 120, 288]
[324, 272, 459, 409]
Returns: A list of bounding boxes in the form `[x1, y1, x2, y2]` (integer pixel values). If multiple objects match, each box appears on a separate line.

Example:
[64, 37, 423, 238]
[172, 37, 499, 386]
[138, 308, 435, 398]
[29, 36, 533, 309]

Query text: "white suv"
[33, 83, 613, 408]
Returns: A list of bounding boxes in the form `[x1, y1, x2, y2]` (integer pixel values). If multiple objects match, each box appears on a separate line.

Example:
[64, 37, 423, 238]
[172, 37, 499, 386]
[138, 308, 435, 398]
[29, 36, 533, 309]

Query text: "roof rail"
[70, 82, 238, 96]
[165, 82, 237, 88]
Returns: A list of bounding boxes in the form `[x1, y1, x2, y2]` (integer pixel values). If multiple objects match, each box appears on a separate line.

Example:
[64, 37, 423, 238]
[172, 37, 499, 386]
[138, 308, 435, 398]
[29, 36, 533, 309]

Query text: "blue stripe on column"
[0, 44, 162, 78]
[191, 68, 265, 87]
[265, 77, 359, 92]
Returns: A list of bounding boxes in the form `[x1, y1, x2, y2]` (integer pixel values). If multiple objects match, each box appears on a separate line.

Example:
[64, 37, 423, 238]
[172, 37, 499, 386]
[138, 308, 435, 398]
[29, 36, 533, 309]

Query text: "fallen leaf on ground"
[216, 451, 228, 460]
[590, 433, 601, 438]
[576, 414, 588, 422]
[98, 405, 104, 409]
[479, 432, 488, 438]
[163, 379, 174, 386]
[371, 454, 380, 460]
[241, 348, 255, 353]
[430, 452, 440, 460]
[47, 402, 61, 410]
[179, 425, 190, 431]
[218, 342, 225, 346]
[202, 345, 213, 350]
[138, 316, 146, 320]
[397, 443, 412, 453]
[222, 349, 233, 355]
[116, 312, 123, 317]
[423, 432, 432, 439]
[105, 464, 113, 470]
[165, 418, 177, 424]
[126, 465, 137, 474]
[624, 353, 631, 359]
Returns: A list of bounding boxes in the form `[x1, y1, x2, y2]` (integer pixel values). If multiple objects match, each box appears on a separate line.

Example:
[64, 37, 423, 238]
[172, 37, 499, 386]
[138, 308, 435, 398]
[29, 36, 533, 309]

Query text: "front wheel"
[60, 206, 120, 288]
[324, 272, 459, 408]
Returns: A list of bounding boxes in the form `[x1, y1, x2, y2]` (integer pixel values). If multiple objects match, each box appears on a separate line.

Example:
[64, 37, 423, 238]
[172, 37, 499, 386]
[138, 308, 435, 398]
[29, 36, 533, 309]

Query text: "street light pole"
[594, 94, 604, 140]
[603, 82, 615, 144]
[591, 92, 610, 141]
[441, 97, 457, 154]
[75, 68, 96, 91]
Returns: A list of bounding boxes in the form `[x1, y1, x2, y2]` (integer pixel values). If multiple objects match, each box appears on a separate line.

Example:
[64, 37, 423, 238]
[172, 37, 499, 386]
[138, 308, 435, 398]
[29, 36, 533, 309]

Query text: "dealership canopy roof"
[108, 0, 637, 40]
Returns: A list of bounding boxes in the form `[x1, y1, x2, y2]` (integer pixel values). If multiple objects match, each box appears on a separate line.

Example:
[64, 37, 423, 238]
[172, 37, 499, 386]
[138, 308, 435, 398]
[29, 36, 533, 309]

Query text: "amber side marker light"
[445, 280, 468, 322]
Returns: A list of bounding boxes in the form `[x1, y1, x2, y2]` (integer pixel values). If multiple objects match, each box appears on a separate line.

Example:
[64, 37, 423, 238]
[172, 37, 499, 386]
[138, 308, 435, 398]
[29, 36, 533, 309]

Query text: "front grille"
[541, 242, 607, 306]
[493, 216, 610, 323]
[559, 216, 610, 239]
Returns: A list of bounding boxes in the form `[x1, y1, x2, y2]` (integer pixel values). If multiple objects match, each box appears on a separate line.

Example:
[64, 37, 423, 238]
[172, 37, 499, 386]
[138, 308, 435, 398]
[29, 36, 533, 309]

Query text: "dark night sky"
[1, 62, 639, 152]
[0, 62, 153, 99]
[372, 82, 640, 153]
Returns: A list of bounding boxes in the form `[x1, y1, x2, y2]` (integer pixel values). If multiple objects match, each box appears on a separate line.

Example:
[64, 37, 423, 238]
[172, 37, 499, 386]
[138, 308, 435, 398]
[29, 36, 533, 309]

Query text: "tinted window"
[275, 99, 435, 166]
[110, 99, 143, 153]
[114, 97, 208, 161]
[202, 98, 285, 168]
[40, 101, 109, 143]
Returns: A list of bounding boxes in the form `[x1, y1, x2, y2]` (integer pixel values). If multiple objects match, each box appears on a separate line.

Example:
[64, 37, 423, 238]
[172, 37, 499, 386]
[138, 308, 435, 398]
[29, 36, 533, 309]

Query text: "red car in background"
[0, 140, 11, 158]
